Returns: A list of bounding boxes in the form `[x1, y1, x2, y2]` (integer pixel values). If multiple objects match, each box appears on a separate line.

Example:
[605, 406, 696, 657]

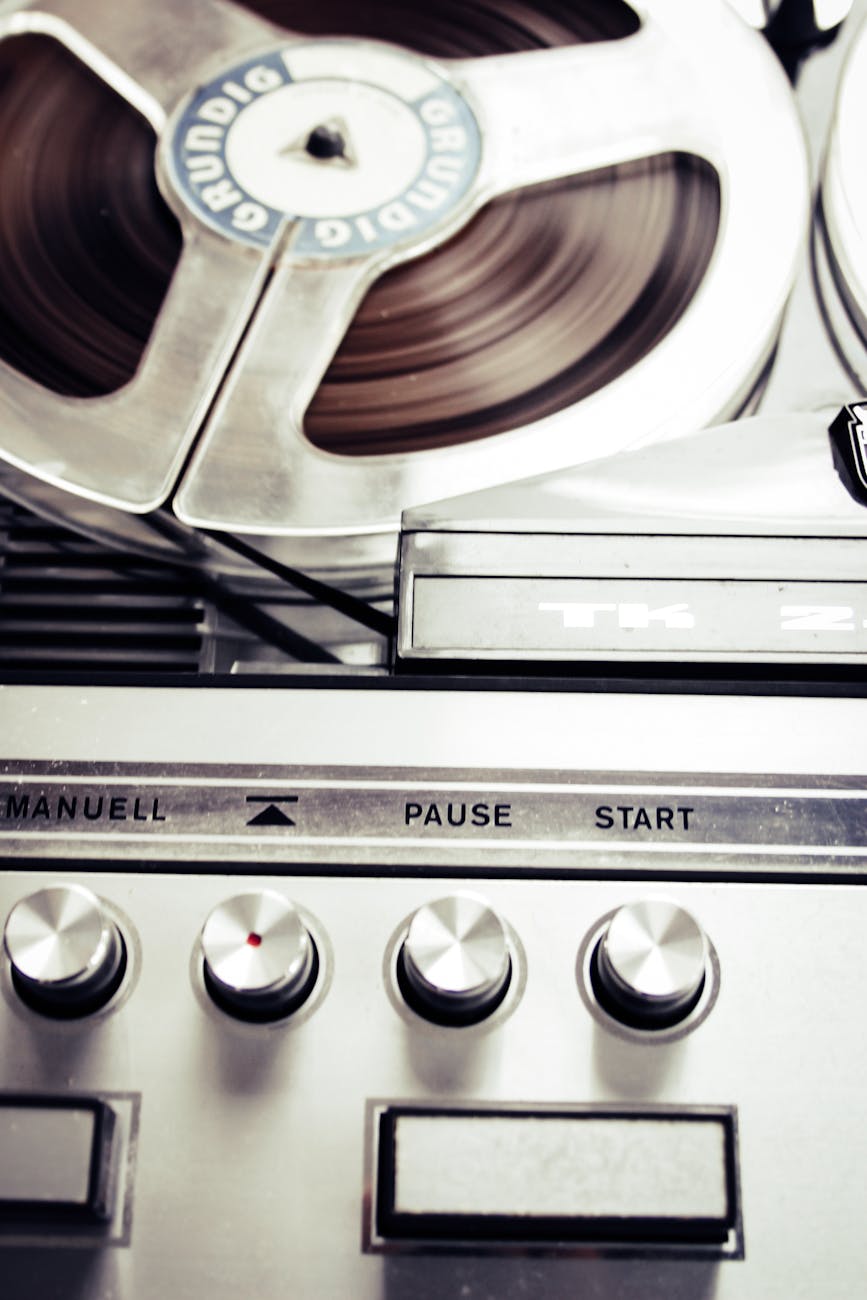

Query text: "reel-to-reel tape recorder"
[1, 2, 867, 1297]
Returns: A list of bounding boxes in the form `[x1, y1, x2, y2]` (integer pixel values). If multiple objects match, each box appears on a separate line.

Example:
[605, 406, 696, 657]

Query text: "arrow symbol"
[245, 796, 299, 828]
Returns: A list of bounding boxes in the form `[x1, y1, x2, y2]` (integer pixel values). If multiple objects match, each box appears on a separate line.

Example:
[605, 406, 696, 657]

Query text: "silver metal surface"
[3, 884, 123, 1013]
[4, 687, 867, 872]
[7, 683, 867, 774]
[0, 0, 808, 569]
[400, 893, 510, 1021]
[200, 890, 316, 1019]
[596, 900, 708, 1027]
[401, 412, 867, 537]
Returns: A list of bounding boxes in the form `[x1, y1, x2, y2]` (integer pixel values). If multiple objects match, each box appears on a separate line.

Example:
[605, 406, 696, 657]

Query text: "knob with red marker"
[201, 890, 318, 1022]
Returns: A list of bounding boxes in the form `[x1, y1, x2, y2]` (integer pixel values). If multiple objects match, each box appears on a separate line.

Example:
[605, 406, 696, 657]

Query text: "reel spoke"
[454, 10, 713, 198]
[0, 0, 283, 126]
[175, 256, 384, 533]
[0, 229, 273, 513]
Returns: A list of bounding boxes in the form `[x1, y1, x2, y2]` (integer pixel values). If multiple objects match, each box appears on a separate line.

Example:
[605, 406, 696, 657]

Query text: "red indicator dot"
[246, 932, 263, 948]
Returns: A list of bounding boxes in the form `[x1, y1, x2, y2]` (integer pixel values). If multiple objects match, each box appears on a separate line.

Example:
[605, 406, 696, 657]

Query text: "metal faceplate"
[0, 0, 807, 565]
[3, 685, 867, 871]
[396, 411, 867, 663]
[0, 684, 866, 1297]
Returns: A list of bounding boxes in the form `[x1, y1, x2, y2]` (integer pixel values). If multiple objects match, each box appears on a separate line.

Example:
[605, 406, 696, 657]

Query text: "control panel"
[0, 684, 865, 1299]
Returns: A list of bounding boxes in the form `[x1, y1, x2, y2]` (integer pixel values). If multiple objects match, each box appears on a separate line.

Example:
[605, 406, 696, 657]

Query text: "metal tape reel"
[0, 0, 808, 575]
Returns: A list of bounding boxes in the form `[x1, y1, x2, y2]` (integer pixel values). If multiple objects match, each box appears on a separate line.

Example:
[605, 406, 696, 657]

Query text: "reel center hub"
[164, 41, 482, 259]
[304, 123, 350, 161]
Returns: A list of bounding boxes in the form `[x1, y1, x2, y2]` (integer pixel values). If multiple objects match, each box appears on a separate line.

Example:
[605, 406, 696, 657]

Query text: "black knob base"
[589, 939, 704, 1031]
[396, 944, 511, 1027]
[11, 931, 127, 1020]
[203, 940, 319, 1024]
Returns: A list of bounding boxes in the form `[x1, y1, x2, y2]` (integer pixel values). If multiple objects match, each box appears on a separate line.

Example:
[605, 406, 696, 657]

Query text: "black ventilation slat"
[0, 575, 199, 597]
[1, 550, 175, 571]
[0, 603, 204, 625]
[0, 628, 202, 651]
[0, 625, 202, 641]
[0, 647, 199, 662]
[7, 523, 68, 540]
[0, 503, 348, 673]
[2, 523, 136, 548]
[0, 505, 208, 671]
[0, 655, 199, 672]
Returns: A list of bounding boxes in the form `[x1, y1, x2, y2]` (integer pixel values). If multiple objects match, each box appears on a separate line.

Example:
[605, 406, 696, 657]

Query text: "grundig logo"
[174, 59, 286, 242]
[169, 46, 480, 254]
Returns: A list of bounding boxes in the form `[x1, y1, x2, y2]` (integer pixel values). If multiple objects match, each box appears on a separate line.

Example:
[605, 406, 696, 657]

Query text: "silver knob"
[398, 893, 511, 1025]
[201, 891, 318, 1022]
[3, 884, 126, 1017]
[593, 900, 707, 1029]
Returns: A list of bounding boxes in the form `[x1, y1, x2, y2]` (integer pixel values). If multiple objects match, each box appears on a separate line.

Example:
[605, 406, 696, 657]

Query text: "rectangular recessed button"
[0, 1098, 117, 1226]
[375, 1106, 738, 1251]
